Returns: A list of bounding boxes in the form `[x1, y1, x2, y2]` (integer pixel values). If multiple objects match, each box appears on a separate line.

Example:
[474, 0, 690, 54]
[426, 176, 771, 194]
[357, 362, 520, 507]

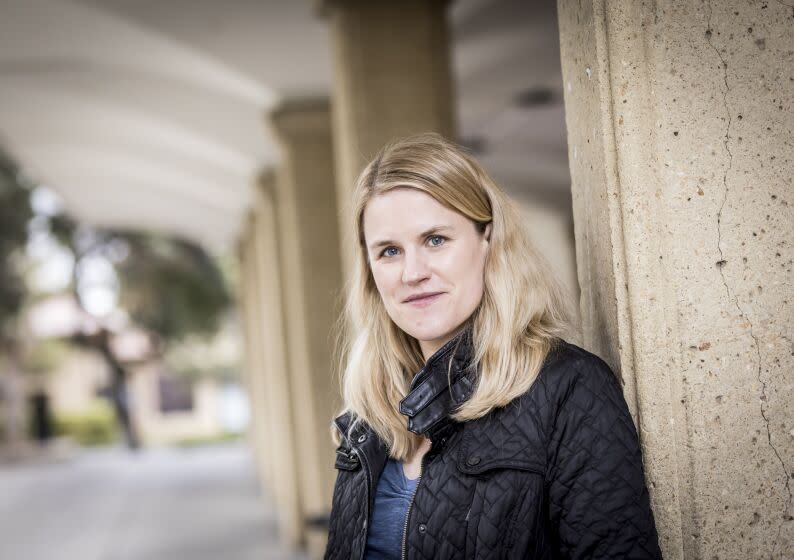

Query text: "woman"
[324, 133, 661, 559]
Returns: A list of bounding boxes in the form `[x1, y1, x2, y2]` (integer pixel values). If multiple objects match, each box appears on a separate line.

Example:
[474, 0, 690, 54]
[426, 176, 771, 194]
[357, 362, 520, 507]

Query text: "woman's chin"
[403, 323, 457, 346]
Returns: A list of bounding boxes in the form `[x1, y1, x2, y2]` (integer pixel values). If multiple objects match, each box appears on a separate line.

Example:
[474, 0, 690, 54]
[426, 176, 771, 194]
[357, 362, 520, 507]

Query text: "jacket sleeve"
[545, 352, 663, 559]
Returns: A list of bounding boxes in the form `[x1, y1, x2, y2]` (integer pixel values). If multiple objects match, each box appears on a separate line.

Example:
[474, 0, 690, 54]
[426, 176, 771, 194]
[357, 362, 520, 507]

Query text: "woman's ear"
[484, 222, 492, 243]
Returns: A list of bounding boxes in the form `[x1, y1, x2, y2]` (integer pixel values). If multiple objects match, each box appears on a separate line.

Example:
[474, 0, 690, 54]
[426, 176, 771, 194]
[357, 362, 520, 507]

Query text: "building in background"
[2, 293, 248, 451]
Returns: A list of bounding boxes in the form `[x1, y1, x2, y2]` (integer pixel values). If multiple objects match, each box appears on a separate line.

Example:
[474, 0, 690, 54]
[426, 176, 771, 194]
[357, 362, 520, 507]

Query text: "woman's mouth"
[403, 292, 445, 308]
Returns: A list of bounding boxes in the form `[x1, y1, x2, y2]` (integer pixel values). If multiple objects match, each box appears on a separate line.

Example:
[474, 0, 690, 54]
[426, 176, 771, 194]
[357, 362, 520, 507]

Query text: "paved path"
[0, 443, 310, 560]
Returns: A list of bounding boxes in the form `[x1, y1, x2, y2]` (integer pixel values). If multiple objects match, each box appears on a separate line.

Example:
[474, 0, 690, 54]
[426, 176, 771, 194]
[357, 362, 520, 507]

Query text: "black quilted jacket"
[324, 328, 662, 559]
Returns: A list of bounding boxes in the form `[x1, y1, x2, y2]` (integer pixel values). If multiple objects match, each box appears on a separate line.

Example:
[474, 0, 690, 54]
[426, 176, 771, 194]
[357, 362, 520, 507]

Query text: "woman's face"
[362, 187, 490, 361]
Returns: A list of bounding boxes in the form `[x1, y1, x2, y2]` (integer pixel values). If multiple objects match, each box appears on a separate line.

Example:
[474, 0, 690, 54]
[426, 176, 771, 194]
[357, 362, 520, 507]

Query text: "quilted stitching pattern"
[324, 338, 662, 559]
[544, 347, 661, 559]
[408, 431, 476, 558]
[325, 464, 368, 560]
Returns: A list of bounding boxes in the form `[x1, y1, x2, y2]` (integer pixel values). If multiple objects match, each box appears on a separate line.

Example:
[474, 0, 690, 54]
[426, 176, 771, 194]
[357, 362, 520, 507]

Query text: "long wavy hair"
[334, 133, 572, 460]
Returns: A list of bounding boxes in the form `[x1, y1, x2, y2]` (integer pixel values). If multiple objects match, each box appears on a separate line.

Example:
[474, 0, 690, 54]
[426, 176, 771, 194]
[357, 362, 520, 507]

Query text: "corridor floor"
[0, 442, 311, 560]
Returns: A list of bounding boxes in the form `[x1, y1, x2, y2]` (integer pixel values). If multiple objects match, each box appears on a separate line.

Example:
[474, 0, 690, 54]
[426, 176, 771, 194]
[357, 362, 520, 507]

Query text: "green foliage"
[54, 400, 118, 446]
[21, 338, 71, 376]
[50, 225, 232, 346]
[166, 361, 239, 382]
[115, 234, 231, 342]
[0, 149, 33, 340]
[0, 148, 232, 350]
[162, 320, 241, 381]
[173, 431, 244, 448]
[46, 212, 77, 251]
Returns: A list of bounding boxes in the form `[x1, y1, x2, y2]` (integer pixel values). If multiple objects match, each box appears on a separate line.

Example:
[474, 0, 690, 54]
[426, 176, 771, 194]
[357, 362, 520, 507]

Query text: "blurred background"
[0, 1, 575, 558]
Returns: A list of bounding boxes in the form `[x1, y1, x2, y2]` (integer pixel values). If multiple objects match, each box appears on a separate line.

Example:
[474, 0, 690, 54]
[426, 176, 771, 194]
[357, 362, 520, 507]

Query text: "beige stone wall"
[269, 98, 343, 558]
[128, 364, 222, 446]
[237, 231, 275, 496]
[249, 175, 304, 547]
[237, 235, 260, 484]
[47, 349, 109, 412]
[557, 1, 793, 558]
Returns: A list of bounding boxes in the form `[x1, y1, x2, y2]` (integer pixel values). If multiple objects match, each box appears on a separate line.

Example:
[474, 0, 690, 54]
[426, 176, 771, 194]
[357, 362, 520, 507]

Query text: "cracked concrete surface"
[558, 0, 793, 558]
[704, 0, 735, 298]
[706, 7, 794, 555]
[705, 1, 793, 555]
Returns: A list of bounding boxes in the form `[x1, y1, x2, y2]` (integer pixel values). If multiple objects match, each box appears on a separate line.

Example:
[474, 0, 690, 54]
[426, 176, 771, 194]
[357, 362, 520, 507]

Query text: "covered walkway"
[0, 443, 307, 560]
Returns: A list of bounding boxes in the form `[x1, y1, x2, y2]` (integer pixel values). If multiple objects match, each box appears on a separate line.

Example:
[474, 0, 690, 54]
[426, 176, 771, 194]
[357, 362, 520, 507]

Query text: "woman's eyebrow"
[368, 238, 395, 251]
[418, 225, 453, 238]
[368, 225, 453, 251]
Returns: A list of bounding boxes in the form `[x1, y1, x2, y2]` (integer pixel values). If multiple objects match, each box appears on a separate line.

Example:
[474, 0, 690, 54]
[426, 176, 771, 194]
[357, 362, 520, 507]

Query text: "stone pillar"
[249, 173, 304, 547]
[236, 229, 273, 496]
[268, 98, 343, 558]
[320, 0, 456, 268]
[557, 1, 793, 558]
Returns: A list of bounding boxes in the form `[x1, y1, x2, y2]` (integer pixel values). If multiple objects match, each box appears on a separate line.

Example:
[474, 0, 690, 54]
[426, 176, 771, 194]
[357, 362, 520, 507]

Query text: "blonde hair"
[334, 133, 572, 460]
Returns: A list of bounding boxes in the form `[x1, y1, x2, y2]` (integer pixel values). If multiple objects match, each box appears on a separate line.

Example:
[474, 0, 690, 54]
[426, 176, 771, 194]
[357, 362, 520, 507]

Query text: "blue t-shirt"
[364, 458, 419, 560]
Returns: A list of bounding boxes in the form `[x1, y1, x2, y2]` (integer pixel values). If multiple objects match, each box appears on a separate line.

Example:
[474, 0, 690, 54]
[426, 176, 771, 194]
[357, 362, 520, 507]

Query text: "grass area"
[54, 401, 117, 447]
[172, 431, 244, 448]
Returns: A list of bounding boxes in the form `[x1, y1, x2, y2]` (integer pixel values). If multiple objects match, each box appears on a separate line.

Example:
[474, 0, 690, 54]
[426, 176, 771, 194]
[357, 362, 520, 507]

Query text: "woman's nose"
[401, 249, 430, 284]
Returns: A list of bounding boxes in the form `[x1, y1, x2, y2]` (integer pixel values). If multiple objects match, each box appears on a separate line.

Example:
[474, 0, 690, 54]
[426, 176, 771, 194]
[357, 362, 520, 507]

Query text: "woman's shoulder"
[513, 338, 625, 414]
[456, 340, 627, 474]
[541, 338, 619, 383]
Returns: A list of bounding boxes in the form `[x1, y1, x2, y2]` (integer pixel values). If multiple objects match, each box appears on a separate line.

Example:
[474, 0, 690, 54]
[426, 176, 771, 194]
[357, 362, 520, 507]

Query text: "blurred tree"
[0, 148, 233, 450]
[0, 148, 34, 450]
[49, 219, 233, 449]
[0, 149, 33, 343]
[117, 234, 232, 342]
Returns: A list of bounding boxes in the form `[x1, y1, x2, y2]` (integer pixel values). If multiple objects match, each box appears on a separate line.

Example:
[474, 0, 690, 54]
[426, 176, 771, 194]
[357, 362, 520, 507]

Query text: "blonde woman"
[324, 133, 661, 559]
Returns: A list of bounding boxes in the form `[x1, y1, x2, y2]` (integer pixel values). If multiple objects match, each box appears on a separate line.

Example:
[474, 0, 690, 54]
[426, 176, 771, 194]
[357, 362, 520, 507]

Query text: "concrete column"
[557, 1, 793, 558]
[249, 173, 304, 547]
[320, 0, 456, 267]
[236, 229, 273, 496]
[268, 98, 343, 558]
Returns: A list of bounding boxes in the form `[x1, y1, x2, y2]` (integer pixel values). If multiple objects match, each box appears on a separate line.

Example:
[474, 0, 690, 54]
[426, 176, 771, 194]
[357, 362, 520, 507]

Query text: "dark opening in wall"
[158, 372, 193, 413]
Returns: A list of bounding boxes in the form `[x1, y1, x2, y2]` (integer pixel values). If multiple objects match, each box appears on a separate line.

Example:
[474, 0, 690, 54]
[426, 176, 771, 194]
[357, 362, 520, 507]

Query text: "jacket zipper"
[353, 444, 372, 560]
[400, 448, 429, 560]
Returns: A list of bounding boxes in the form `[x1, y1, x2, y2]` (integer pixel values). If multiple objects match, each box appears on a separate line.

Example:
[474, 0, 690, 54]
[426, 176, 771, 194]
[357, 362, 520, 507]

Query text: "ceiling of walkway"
[0, 0, 568, 252]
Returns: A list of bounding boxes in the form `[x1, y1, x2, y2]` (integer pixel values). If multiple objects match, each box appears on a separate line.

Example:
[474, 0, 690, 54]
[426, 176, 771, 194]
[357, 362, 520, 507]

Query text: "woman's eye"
[428, 235, 446, 247]
[381, 246, 400, 258]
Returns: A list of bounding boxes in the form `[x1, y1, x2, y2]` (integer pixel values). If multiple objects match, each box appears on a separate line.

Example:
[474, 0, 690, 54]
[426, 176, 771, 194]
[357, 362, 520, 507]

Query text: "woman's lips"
[403, 292, 444, 308]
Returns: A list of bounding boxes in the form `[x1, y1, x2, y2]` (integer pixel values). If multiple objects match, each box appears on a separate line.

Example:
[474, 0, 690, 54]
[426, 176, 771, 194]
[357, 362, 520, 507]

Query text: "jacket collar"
[332, 324, 478, 446]
[398, 324, 477, 440]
